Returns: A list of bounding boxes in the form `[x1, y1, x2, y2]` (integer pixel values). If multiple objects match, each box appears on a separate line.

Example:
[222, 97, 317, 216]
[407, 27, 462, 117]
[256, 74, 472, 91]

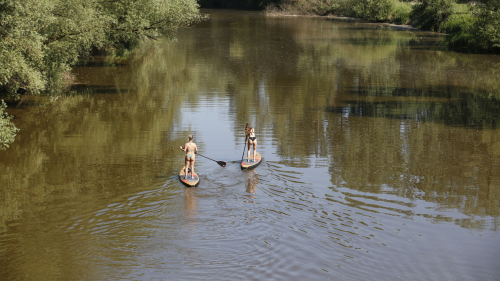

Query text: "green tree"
[0, 0, 205, 97]
[474, 0, 500, 50]
[0, 1, 50, 96]
[410, 0, 456, 31]
[352, 0, 396, 22]
[0, 100, 18, 149]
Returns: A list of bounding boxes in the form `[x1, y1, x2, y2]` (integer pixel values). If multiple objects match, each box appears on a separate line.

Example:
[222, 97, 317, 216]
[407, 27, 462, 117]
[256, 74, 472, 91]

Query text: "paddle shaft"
[241, 138, 247, 162]
[197, 154, 226, 167]
[197, 154, 217, 162]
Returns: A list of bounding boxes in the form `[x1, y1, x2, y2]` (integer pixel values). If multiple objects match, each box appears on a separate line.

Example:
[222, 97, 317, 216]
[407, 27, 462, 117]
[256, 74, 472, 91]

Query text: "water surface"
[1, 9, 500, 280]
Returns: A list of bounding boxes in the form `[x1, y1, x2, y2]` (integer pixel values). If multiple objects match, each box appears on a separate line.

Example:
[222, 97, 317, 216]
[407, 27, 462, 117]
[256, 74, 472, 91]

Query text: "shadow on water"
[337, 37, 402, 46]
[408, 38, 443, 47]
[78, 60, 127, 68]
[327, 86, 500, 129]
[1, 85, 126, 110]
[3, 99, 46, 109]
[69, 84, 126, 95]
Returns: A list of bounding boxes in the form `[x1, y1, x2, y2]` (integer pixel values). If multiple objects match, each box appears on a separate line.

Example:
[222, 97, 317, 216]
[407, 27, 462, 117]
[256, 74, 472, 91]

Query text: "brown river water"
[1, 9, 500, 280]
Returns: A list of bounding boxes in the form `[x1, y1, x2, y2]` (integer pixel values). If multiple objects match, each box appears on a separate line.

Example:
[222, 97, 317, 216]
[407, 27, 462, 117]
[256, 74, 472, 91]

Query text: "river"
[1, 9, 499, 280]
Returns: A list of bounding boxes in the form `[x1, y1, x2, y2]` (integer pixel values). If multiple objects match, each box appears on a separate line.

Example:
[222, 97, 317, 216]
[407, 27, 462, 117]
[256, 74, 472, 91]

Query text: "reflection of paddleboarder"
[246, 170, 259, 195]
[184, 187, 198, 228]
[245, 123, 258, 162]
[179, 135, 198, 180]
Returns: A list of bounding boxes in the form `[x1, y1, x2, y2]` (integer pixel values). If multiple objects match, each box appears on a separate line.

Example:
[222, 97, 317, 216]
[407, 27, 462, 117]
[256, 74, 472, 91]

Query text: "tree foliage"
[0, 0, 205, 97]
[352, 0, 397, 22]
[198, 0, 281, 10]
[474, 0, 500, 50]
[0, 100, 18, 149]
[410, 0, 456, 31]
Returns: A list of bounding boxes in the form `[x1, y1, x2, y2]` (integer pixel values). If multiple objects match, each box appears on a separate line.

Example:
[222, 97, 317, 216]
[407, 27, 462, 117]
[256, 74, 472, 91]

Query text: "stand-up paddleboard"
[179, 167, 200, 187]
[241, 152, 262, 170]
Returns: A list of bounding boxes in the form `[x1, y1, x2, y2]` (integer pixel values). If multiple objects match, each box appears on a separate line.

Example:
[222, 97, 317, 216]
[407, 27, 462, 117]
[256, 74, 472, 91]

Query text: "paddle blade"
[217, 161, 227, 168]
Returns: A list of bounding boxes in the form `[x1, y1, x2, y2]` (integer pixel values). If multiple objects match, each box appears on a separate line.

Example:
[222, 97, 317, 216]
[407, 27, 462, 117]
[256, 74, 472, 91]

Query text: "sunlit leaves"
[474, 0, 500, 49]
[0, 100, 19, 150]
[0, 0, 52, 96]
[0, 0, 205, 97]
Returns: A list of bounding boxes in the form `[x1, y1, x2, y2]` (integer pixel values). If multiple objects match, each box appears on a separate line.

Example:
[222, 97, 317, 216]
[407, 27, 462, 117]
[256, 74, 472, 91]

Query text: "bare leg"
[247, 141, 252, 160]
[253, 140, 257, 161]
[190, 157, 195, 179]
[184, 157, 189, 180]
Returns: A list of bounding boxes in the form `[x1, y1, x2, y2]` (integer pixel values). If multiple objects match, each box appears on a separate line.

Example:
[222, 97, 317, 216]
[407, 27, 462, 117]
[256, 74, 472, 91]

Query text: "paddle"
[197, 154, 226, 167]
[241, 139, 247, 162]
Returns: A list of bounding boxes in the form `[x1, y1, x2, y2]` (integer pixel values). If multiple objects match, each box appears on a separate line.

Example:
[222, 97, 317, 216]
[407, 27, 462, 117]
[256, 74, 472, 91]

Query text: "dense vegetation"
[266, 0, 500, 52]
[0, 0, 205, 149]
[198, 0, 280, 10]
[0, 100, 18, 150]
[0, 0, 205, 97]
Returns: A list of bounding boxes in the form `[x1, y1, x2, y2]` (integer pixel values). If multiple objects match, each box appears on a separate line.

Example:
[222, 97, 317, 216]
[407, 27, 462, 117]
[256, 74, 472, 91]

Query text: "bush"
[473, 1, 500, 50]
[410, 0, 456, 31]
[440, 13, 475, 34]
[312, 0, 342, 16]
[351, 0, 397, 22]
[440, 2, 499, 50]
[0, 100, 19, 150]
[391, 1, 412, 25]
[442, 14, 476, 48]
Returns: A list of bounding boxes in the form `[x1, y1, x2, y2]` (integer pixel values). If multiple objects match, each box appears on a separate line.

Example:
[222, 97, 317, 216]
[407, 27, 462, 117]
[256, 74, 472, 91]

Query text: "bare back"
[184, 142, 198, 155]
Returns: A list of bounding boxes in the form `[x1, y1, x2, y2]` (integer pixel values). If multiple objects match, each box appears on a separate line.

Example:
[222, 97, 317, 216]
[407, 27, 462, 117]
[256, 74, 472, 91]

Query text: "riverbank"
[265, 11, 419, 32]
[264, 0, 499, 52]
